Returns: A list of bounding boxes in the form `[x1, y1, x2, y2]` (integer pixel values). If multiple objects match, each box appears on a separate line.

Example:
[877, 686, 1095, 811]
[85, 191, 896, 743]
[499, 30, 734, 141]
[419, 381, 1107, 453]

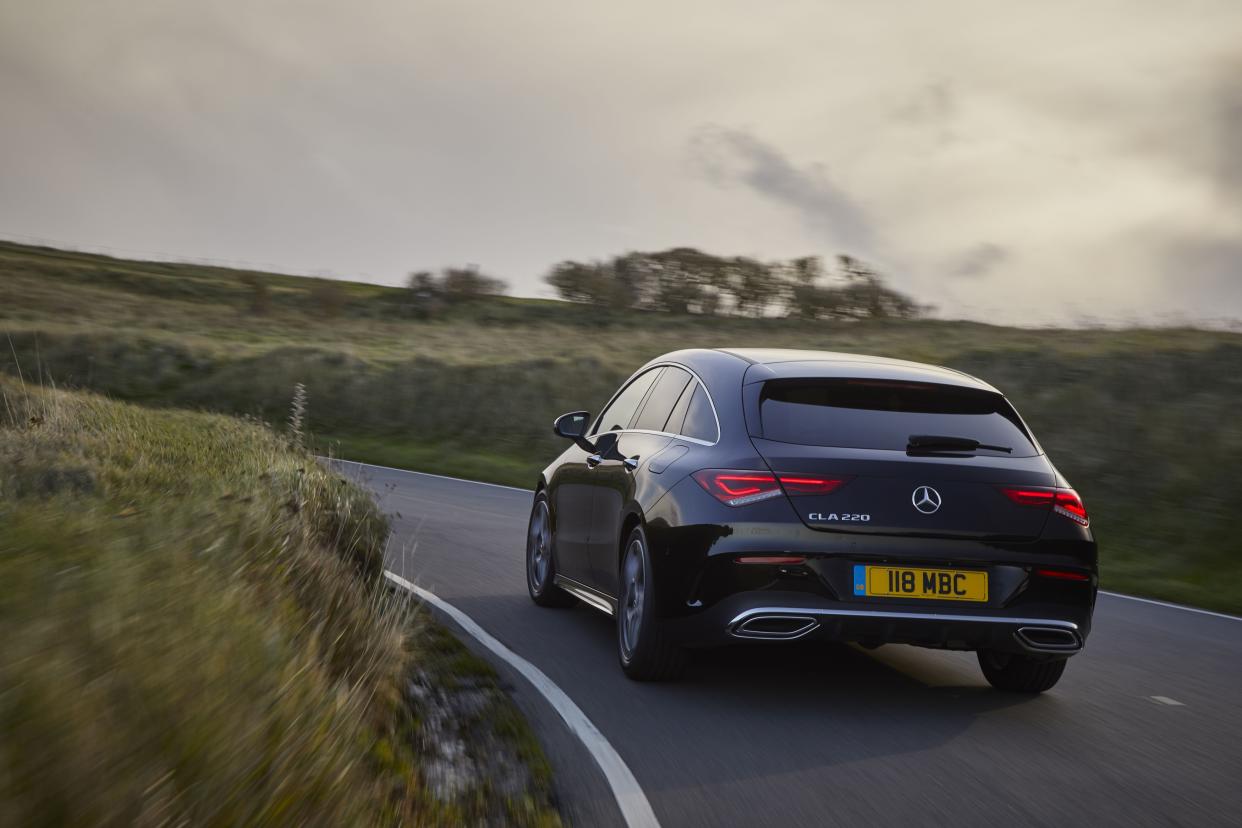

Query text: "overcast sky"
[2, 0, 1240, 325]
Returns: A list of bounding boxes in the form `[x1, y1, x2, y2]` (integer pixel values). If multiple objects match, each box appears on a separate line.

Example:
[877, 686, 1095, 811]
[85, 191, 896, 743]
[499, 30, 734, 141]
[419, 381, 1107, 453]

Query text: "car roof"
[710, 348, 998, 393]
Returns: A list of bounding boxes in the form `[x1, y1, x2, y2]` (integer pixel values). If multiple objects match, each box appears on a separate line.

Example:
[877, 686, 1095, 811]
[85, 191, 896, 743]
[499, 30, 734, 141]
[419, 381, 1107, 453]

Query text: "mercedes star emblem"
[912, 485, 942, 514]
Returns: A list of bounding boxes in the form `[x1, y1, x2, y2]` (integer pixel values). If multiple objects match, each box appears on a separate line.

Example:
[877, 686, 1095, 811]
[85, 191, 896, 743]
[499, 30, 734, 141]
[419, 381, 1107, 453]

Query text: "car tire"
[526, 493, 576, 608]
[977, 649, 1067, 693]
[617, 525, 686, 681]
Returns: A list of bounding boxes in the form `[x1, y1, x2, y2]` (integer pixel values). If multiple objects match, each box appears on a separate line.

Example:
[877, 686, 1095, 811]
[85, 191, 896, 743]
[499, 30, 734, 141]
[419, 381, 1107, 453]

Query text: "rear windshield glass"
[759, 379, 1039, 456]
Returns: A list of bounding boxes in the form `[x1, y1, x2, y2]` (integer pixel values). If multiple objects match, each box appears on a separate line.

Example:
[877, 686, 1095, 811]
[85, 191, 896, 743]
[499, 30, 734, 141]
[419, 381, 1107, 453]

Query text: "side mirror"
[553, 411, 595, 452]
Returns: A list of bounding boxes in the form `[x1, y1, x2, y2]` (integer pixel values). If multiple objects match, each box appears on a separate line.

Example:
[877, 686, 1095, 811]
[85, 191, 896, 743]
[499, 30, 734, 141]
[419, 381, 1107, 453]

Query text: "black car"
[526, 349, 1097, 692]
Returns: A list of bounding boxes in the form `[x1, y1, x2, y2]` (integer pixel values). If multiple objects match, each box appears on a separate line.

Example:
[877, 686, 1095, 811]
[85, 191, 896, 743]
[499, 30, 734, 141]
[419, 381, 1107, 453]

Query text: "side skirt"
[554, 575, 618, 616]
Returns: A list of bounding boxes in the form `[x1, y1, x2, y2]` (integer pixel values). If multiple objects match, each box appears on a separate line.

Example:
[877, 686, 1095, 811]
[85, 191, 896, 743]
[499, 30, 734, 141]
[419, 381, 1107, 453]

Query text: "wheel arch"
[618, 509, 644, 564]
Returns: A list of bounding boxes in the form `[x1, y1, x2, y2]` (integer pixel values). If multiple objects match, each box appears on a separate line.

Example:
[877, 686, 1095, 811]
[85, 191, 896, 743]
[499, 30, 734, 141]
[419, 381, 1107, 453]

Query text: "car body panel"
[749, 438, 1057, 539]
[546, 443, 596, 584]
[587, 429, 671, 592]
[535, 348, 1098, 658]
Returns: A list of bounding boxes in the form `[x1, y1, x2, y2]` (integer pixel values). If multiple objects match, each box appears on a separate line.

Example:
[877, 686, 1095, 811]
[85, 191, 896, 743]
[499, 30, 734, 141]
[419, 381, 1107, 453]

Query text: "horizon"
[5, 233, 1239, 332]
[3, 0, 1240, 326]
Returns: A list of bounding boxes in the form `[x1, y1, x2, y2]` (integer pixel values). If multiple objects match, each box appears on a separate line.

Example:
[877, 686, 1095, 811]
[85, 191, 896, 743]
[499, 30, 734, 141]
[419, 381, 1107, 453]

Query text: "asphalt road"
[336, 460, 1242, 828]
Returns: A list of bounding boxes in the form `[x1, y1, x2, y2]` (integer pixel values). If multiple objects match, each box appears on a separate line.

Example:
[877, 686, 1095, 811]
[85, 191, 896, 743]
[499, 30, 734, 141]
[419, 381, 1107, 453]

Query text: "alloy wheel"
[528, 500, 551, 591]
[620, 537, 646, 658]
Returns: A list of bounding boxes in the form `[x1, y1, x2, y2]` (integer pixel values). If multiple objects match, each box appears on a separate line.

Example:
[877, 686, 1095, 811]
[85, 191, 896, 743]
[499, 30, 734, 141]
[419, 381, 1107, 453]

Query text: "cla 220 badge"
[808, 513, 870, 522]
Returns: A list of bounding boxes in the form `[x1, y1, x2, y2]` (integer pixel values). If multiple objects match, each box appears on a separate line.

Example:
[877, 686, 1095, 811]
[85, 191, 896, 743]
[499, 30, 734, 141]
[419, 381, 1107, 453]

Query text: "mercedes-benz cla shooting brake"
[526, 349, 1097, 692]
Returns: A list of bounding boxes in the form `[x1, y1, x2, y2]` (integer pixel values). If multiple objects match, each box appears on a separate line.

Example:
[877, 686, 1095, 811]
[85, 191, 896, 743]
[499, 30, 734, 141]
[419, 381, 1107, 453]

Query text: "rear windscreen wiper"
[907, 434, 1012, 453]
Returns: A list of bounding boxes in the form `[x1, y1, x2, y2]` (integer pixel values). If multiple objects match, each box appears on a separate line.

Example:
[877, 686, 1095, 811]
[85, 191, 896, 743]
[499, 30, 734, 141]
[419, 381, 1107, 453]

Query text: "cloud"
[1153, 62, 1242, 318]
[1162, 237, 1242, 320]
[1212, 65, 1242, 203]
[688, 125, 873, 252]
[948, 243, 1009, 280]
[893, 81, 958, 144]
[3, 1, 1242, 324]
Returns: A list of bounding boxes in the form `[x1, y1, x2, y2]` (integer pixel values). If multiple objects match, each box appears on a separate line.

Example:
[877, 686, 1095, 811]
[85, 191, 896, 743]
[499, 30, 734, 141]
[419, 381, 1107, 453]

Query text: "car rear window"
[759, 379, 1039, 456]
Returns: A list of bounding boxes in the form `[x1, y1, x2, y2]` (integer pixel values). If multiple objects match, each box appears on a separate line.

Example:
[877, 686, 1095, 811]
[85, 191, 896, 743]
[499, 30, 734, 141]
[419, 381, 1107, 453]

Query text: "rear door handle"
[586, 454, 603, 468]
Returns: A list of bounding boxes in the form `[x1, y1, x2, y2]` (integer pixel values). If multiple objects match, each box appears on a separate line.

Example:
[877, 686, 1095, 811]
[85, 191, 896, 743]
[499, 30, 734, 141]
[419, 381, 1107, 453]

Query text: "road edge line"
[1099, 591, 1242, 622]
[383, 571, 660, 828]
[327, 458, 533, 493]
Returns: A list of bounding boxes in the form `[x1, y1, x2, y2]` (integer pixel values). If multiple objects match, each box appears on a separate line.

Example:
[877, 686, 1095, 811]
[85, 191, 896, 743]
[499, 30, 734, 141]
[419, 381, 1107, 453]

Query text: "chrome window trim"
[618, 428, 714, 447]
[591, 362, 722, 446]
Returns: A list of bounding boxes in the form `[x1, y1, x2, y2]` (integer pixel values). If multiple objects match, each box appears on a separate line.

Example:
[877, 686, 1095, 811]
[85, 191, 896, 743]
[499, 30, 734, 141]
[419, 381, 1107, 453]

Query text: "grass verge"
[4, 239, 1241, 613]
[320, 433, 536, 490]
[0, 378, 560, 826]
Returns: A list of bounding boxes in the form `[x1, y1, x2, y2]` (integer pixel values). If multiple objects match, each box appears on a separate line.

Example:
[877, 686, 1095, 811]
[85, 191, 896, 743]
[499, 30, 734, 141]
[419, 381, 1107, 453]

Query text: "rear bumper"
[664, 590, 1092, 657]
[643, 482, 1098, 655]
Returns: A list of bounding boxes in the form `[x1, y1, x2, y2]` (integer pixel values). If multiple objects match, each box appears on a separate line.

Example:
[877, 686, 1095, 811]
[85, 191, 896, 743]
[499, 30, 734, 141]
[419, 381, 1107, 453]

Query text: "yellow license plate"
[853, 565, 988, 602]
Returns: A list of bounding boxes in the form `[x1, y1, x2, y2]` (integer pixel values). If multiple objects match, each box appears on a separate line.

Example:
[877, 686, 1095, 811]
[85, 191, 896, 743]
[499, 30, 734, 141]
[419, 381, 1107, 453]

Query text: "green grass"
[321, 433, 535, 489]
[3, 239, 1241, 613]
[0, 378, 560, 826]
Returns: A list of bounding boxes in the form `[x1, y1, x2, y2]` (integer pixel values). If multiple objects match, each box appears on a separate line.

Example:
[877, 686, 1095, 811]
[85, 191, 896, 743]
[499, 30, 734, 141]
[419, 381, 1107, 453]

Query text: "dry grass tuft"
[0, 378, 414, 825]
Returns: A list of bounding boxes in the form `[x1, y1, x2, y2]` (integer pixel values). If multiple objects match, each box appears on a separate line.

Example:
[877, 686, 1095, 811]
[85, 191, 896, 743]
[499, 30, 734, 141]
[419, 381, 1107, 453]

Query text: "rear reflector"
[736, 555, 807, 565]
[1034, 567, 1091, 582]
[693, 470, 849, 506]
[999, 486, 1090, 527]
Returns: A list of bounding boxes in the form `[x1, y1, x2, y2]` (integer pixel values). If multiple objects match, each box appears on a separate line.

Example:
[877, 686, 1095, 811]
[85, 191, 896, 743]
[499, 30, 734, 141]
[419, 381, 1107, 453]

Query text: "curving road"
[334, 460, 1242, 828]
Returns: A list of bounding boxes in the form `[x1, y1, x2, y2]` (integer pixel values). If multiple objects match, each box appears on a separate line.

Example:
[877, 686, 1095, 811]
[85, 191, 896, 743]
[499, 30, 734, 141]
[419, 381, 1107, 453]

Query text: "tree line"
[546, 248, 925, 319]
[395, 247, 925, 320]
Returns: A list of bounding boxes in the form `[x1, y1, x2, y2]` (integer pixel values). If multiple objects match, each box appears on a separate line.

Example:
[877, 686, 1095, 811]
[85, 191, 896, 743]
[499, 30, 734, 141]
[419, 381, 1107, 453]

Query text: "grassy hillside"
[0, 377, 560, 826]
[3, 240, 1241, 613]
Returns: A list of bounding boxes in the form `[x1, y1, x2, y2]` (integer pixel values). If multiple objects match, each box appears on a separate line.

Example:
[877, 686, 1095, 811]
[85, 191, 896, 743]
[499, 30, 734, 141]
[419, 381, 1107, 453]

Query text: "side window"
[632, 367, 693, 432]
[664, 378, 697, 436]
[680, 383, 719, 443]
[592, 369, 662, 435]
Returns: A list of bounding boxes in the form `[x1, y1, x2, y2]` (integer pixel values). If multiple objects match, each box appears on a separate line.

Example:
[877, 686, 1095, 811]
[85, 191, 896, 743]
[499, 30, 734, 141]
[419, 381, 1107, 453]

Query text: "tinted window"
[633, 367, 693, 432]
[759, 379, 1038, 456]
[680, 383, 718, 443]
[593, 369, 661, 434]
[665, 379, 697, 436]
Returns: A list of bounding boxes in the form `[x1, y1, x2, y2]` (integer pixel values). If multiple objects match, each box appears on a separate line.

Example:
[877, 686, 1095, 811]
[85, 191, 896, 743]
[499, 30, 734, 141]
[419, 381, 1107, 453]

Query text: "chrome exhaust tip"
[731, 614, 820, 640]
[1014, 626, 1082, 653]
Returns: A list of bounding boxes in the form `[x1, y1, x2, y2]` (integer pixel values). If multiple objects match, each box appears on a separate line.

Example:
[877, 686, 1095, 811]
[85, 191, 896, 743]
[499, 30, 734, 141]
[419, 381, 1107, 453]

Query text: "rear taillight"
[999, 488, 1055, 507]
[1052, 490, 1089, 526]
[693, 471, 782, 505]
[776, 476, 849, 495]
[999, 486, 1089, 527]
[693, 470, 848, 506]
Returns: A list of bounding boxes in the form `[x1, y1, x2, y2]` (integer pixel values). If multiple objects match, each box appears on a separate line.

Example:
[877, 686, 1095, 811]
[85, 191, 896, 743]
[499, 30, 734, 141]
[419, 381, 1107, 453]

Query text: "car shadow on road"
[444, 593, 1057, 791]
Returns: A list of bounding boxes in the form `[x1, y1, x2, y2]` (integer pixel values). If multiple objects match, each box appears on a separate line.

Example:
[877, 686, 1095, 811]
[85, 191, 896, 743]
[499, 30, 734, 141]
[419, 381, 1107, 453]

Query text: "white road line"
[383, 571, 660, 828]
[1100, 591, 1242, 623]
[327, 458, 533, 494]
[1149, 696, 1185, 706]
